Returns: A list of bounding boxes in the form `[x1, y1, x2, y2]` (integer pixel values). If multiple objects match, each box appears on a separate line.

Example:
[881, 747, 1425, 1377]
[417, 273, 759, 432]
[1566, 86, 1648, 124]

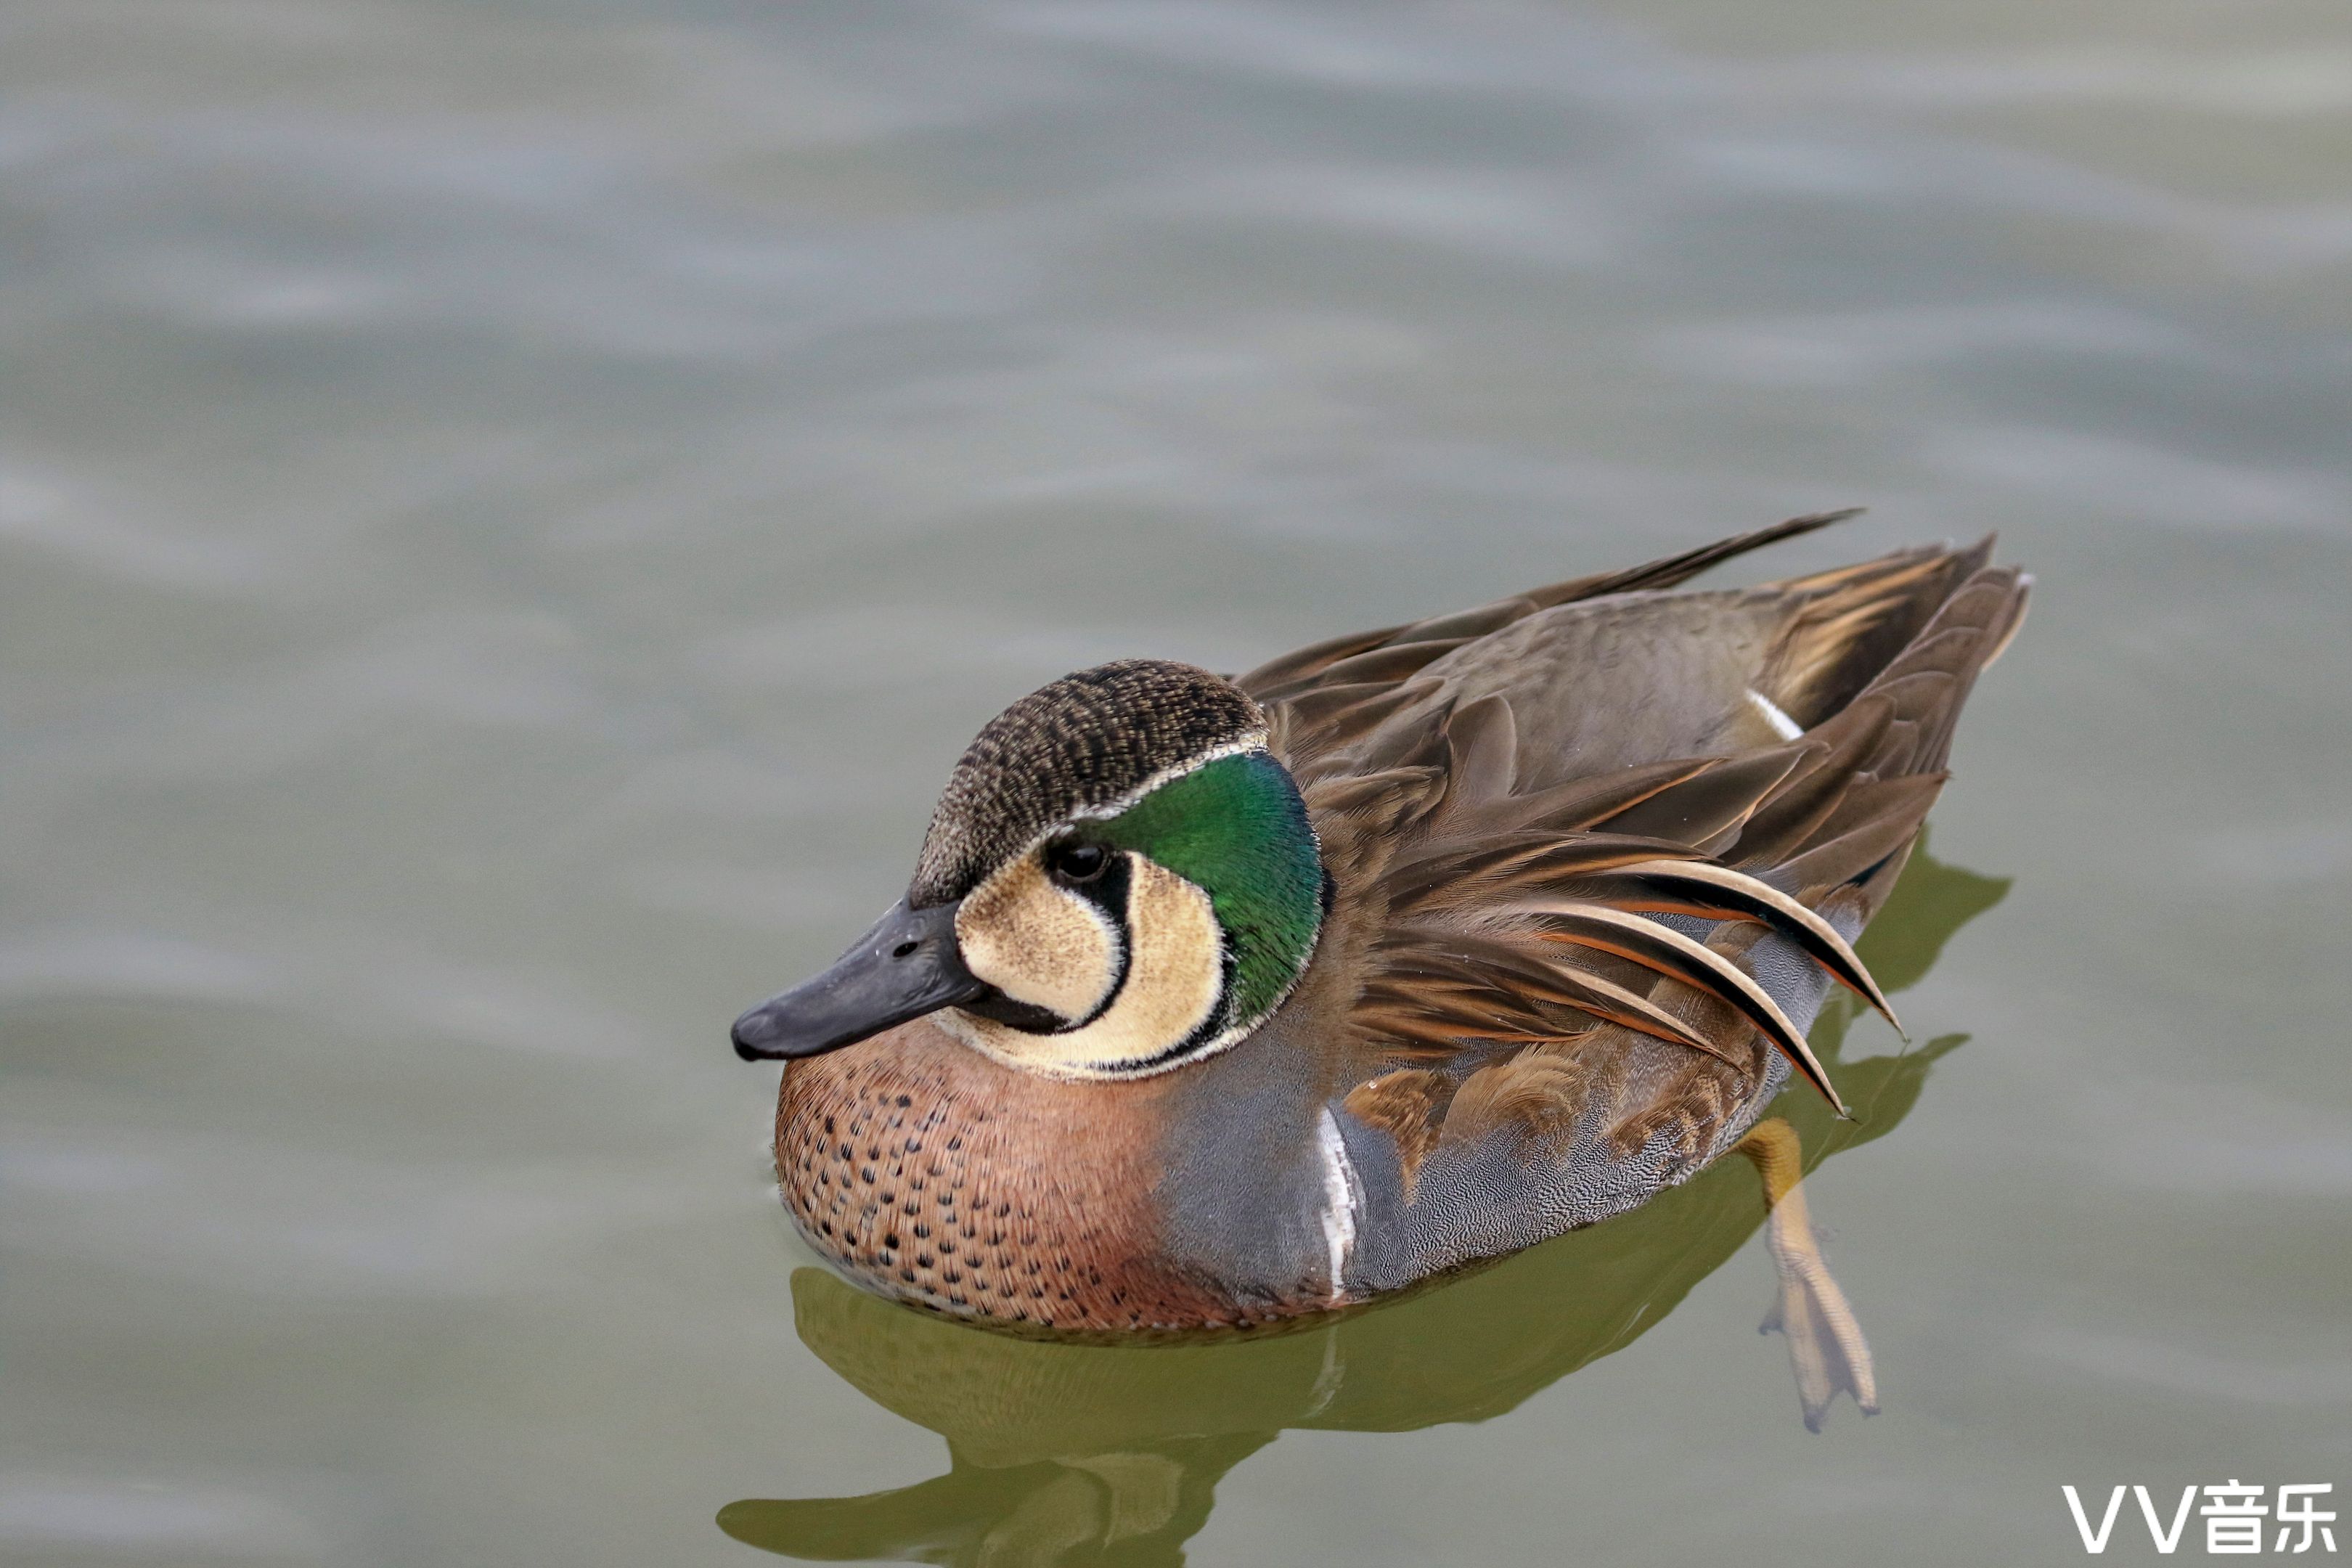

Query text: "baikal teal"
[729, 513, 2029, 1419]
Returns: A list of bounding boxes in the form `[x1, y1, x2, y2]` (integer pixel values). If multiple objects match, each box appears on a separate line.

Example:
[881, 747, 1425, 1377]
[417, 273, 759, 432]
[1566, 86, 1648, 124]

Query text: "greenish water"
[4, 3, 2347, 1566]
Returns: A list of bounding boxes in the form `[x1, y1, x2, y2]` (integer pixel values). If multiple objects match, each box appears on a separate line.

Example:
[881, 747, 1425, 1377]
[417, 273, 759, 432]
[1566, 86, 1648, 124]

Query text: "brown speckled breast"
[776, 1018, 1287, 1331]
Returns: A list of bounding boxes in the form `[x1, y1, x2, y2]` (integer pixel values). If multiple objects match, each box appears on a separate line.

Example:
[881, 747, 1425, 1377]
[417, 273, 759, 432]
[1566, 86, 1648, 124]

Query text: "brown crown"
[909, 659, 1265, 907]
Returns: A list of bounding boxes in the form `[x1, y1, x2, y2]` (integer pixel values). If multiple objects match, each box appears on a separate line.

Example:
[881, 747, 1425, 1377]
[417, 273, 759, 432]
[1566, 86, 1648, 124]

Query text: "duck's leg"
[1735, 1116, 1878, 1431]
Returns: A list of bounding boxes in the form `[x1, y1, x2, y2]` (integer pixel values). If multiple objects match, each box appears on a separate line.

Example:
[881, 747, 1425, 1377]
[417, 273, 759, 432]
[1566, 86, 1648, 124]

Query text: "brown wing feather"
[1241, 510, 1862, 767]
[1752, 537, 1991, 727]
[1342, 1069, 1453, 1197]
[1590, 744, 1807, 849]
[1522, 507, 1866, 610]
[1288, 520, 2027, 1137]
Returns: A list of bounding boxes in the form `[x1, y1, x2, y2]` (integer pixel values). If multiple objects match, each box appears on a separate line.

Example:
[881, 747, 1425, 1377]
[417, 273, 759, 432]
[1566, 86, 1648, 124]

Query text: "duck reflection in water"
[719, 843, 2006, 1568]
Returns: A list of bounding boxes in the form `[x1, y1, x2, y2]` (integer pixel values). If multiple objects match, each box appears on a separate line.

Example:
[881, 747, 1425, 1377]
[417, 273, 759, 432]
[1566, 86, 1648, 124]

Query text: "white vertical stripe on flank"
[1315, 1107, 1360, 1302]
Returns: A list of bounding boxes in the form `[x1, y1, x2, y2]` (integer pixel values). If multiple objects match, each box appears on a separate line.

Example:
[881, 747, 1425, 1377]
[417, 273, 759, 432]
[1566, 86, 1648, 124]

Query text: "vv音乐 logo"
[2064, 1482, 2337, 1555]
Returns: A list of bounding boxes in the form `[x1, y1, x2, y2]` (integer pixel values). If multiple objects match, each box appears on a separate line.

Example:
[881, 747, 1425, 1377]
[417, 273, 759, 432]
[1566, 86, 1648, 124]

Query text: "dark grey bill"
[731, 899, 987, 1061]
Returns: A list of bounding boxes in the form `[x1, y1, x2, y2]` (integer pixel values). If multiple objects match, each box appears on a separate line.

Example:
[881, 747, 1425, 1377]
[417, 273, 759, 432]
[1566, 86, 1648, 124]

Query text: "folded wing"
[1244, 516, 2029, 1140]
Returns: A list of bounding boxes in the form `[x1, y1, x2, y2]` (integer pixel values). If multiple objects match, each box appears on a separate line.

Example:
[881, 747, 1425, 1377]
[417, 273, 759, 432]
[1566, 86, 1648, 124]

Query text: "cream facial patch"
[943, 854, 1226, 1079]
[953, 854, 1122, 1024]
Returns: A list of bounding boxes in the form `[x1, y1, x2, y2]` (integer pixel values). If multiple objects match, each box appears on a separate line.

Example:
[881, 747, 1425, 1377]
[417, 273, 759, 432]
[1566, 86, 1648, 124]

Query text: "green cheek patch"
[1098, 751, 1323, 1031]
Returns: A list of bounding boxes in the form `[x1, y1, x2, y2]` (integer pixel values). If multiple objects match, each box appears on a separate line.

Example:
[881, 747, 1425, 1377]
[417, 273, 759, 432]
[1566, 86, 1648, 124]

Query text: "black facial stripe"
[1055, 851, 1134, 1032]
[962, 993, 1066, 1032]
[1090, 919, 1237, 1076]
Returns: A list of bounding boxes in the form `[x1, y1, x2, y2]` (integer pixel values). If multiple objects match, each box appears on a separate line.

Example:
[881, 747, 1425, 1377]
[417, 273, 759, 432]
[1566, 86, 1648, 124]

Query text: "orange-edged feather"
[1272, 518, 2028, 1133]
[1511, 902, 1850, 1116]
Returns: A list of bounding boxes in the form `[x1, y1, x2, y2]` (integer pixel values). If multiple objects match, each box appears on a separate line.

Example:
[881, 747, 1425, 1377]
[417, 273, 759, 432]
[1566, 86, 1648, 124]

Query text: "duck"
[731, 510, 2028, 1341]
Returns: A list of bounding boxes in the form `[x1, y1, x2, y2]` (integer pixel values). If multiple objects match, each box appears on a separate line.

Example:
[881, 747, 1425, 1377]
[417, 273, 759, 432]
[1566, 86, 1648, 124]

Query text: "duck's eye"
[1046, 841, 1109, 885]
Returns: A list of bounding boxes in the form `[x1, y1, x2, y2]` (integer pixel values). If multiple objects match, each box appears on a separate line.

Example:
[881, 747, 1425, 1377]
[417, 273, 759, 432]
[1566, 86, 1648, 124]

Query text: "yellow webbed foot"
[1736, 1116, 1879, 1432]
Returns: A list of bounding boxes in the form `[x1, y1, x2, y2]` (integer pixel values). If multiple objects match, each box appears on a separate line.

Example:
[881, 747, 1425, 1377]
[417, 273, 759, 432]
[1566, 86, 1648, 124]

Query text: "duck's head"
[732, 659, 1327, 1079]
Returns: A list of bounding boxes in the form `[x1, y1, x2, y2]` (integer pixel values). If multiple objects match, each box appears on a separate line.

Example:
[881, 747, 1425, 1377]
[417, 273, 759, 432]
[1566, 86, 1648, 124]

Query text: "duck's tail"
[1733, 539, 2033, 911]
